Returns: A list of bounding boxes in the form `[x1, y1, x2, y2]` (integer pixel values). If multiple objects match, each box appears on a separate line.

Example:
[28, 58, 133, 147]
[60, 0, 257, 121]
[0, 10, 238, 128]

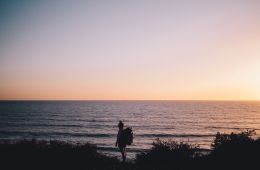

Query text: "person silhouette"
[115, 121, 127, 162]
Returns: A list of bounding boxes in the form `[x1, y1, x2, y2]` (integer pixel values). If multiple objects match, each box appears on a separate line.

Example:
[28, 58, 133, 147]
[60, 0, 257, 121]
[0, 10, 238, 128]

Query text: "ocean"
[0, 100, 260, 158]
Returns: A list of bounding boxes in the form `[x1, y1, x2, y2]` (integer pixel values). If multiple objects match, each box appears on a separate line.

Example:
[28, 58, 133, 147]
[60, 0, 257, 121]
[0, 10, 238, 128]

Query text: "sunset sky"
[1, 0, 260, 100]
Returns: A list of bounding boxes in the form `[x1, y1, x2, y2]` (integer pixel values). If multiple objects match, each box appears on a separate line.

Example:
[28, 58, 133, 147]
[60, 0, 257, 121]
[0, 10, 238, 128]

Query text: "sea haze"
[0, 100, 260, 158]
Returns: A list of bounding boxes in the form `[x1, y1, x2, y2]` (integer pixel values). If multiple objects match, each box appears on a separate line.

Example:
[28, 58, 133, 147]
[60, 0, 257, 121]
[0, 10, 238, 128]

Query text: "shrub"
[212, 130, 255, 150]
[0, 139, 120, 170]
[207, 130, 260, 170]
[135, 138, 199, 170]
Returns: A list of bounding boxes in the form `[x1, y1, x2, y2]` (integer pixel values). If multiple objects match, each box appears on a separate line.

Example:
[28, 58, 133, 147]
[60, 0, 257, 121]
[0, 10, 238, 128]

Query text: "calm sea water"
[0, 101, 260, 158]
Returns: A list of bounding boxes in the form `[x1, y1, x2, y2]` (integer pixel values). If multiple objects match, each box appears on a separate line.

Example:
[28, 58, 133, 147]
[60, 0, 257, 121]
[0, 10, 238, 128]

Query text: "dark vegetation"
[135, 130, 260, 170]
[0, 140, 126, 170]
[1, 131, 259, 170]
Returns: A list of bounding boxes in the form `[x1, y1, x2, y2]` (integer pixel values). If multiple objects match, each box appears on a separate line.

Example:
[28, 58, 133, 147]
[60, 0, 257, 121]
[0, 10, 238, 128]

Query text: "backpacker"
[121, 127, 134, 145]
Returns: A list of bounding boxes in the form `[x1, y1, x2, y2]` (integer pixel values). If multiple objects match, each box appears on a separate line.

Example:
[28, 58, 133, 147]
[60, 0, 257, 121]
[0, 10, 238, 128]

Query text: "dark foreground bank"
[0, 130, 259, 170]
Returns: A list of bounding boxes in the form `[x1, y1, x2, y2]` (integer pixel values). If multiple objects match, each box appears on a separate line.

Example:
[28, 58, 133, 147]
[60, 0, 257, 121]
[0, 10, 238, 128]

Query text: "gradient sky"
[1, 0, 260, 100]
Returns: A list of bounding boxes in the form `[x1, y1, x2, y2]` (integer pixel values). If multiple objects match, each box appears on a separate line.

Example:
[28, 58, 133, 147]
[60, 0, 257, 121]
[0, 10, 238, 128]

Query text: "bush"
[212, 130, 255, 150]
[135, 138, 199, 170]
[205, 130, 260, 170]
[0, 139, 120, 170]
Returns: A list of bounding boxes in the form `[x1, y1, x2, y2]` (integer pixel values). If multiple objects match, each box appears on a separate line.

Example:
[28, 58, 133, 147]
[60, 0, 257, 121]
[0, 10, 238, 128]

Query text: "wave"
[137, 134, 215, 138]
[0, 123, 85, 128]
[205, 126, 260, 131]
[97, 146, 147, 153]
[0, 129, 217, 139]
[97, 146, 211, 154]
[0, 131, 115, 138]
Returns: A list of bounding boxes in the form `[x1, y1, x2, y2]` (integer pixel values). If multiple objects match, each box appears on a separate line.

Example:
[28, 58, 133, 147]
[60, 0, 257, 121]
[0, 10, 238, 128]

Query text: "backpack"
[121, 127, 134, 145]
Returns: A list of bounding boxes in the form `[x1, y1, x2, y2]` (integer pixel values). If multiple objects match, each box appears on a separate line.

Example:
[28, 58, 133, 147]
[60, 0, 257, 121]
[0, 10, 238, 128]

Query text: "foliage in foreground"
[206, 130, 260, 170]
[0, 130, 259, 170]
[135, 139, 199, 170]
[134, 130, 260, 170]
[0, 139, 125, 170]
